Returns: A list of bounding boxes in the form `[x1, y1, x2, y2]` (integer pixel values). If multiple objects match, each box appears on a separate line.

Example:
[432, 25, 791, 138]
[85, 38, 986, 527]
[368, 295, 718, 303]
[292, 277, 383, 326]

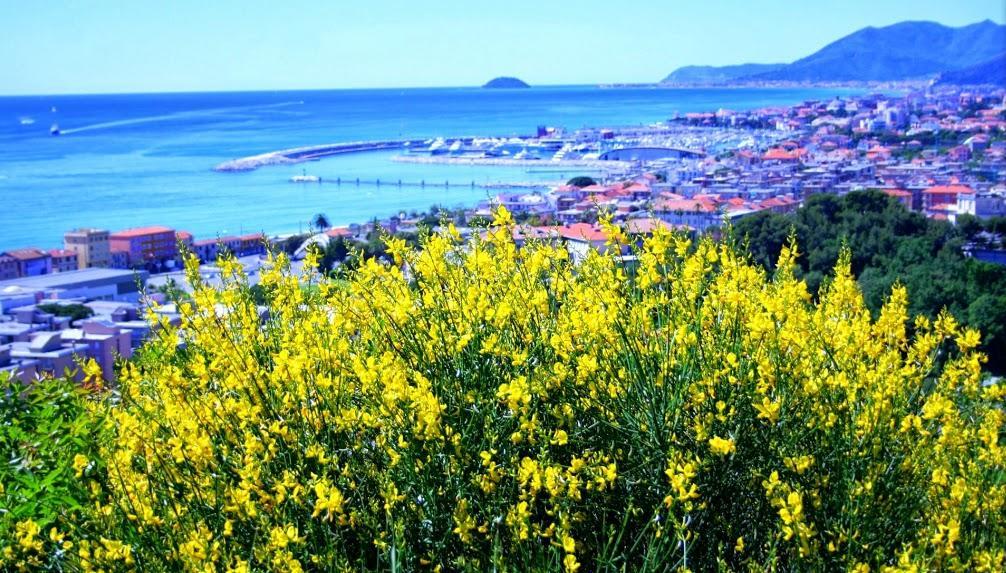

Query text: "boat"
[290, 174, 321, 183]
[50, 124, 61, 136]
[19, 117, 35, 125]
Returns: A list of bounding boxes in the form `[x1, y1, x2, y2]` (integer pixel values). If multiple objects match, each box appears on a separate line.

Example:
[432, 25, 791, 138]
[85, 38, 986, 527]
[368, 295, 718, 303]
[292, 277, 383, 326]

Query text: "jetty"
[214, 139, 433, 172]
[291, 177, 559, 190]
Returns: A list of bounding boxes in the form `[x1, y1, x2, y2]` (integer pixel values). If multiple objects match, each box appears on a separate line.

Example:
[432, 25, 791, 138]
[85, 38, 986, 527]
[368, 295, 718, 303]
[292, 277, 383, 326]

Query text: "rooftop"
[3, 248, 49, 261]
[65, 228, 109, 236]
[0, 268, 147, 290]
[110, 226, 175, 239]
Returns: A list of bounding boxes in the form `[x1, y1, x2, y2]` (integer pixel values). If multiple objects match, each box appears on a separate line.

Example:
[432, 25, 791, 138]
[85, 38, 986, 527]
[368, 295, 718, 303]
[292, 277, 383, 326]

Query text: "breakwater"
[214, 139, 435, 172]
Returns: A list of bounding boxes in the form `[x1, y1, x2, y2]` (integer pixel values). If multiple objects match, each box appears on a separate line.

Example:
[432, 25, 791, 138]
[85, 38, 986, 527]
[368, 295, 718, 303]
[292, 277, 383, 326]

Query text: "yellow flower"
[708, 435, 736, 456]
[561, 533, 576, 554]
[73, 453, 90, 478]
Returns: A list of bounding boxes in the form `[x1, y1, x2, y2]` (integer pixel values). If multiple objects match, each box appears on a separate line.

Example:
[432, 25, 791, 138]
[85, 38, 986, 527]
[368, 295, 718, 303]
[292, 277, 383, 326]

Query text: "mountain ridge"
[660, 20, 1006, 85]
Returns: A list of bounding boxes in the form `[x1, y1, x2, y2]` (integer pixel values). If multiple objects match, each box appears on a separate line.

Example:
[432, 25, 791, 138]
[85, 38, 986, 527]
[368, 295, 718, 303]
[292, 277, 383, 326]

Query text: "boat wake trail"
[58, 101, 304, 135]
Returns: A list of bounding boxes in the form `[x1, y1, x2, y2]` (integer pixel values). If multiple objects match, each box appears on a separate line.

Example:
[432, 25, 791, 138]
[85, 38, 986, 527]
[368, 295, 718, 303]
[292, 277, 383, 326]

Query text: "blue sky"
[1, 0, 1003, 94]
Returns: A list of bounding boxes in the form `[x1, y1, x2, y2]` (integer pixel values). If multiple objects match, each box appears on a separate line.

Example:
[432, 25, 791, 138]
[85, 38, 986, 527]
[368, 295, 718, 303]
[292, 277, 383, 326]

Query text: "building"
[957, 190, 1006, 219]
[0, 255, 17, 280]
[60, 321, 133, 382]
[64, 228, 111, 269]
[8, 332, 76, 380]
[192, 239, 219, 264]
[0, 344, 38, 384]
[652, 198, 723, 232]
[48, 249, 79, 273]
[923, 184, 972, 218]
[557, 223, 615, 264]
[109, 226, 178, 269]
[2, 248, 52, 277]
[0, 268, 149, 303]
[110, 248, 129, 269]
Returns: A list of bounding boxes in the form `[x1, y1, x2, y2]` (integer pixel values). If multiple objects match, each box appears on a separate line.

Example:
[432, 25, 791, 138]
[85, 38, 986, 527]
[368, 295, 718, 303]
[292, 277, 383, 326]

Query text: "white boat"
[19, 117, 35, 125]
[50, 123, 60, 136]
[290, 174, 321, 183]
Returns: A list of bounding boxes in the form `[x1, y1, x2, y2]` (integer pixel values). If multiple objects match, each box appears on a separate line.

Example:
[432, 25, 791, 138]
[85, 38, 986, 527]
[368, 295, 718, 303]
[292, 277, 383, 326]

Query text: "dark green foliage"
[0, 375, 104, 565]
[566, 176, 597, 188]
[735, 190, 1006, 373]
[36, 303, 94, 322]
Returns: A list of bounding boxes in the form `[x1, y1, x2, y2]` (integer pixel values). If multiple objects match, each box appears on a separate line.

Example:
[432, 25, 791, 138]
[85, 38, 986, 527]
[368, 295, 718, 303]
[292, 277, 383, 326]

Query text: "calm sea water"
[0, 86, 862, 250]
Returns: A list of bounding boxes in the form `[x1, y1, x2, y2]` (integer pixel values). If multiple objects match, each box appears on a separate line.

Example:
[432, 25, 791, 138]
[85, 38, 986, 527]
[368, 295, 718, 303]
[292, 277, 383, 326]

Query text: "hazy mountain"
[659, 20, 1006, 84]
[661, 63, 785, 84]
[751, 20, 1006, 82]
[937, 53, 1006, 86]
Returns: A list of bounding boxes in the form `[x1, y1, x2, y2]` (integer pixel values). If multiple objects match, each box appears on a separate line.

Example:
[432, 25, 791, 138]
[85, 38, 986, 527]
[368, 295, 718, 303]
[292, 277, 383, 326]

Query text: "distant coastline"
[599, 80, 927, 90]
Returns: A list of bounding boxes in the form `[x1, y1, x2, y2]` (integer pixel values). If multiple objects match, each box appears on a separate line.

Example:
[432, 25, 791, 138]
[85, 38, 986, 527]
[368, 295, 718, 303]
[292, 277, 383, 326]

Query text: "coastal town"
[3, 83, 1005, 383]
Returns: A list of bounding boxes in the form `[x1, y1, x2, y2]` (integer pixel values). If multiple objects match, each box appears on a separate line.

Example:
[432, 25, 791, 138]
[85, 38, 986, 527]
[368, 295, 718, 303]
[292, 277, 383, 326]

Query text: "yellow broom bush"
[9, 208, 1004, 571]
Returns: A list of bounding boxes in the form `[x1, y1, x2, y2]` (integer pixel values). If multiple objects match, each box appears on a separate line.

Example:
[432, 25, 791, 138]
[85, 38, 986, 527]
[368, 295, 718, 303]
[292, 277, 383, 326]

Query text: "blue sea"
[0, 86, 862, 251]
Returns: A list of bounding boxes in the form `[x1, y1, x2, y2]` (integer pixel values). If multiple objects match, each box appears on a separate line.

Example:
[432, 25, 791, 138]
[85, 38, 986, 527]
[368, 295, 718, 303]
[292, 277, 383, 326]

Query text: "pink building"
[109, 226, 178, 268]
[923, 184, 972, 215]
[48, 249, 79, 273]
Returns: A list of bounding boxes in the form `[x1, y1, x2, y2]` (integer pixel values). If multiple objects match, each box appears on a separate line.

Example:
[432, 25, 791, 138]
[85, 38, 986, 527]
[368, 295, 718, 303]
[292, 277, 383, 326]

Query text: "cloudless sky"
[1, 0, 1003, 95]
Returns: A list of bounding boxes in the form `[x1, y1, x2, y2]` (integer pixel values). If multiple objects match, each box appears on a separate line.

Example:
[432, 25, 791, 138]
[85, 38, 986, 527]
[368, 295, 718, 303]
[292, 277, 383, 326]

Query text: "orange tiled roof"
[47, 249, 77, 257]
[653, 198, 719, 213]
[884, 189, 912, 198]
[3, 248, 48, 260]
[923, 184, 972, 195]
[110, 225, 175, 238]
[558, 223, 608, 242]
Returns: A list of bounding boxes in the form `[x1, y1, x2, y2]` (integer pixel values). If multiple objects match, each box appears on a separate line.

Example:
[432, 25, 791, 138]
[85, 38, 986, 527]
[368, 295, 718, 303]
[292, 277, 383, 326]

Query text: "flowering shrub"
[8, 209, 1006, 571]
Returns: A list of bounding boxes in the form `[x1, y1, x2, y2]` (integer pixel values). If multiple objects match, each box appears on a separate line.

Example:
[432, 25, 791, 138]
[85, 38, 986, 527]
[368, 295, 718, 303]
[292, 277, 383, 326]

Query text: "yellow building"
[64, 228, 111, 269]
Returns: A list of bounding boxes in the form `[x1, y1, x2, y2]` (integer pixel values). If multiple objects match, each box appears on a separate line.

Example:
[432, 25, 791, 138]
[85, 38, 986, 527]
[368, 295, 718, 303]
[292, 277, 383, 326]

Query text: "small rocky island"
[482, 76, 530, 89]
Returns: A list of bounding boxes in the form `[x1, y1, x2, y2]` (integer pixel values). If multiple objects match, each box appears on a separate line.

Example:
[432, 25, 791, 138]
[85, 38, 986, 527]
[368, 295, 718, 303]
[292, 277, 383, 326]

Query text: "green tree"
[312, 213, 331, 233]
[36, 303, 94, 322]
[566, 176, 597, 188]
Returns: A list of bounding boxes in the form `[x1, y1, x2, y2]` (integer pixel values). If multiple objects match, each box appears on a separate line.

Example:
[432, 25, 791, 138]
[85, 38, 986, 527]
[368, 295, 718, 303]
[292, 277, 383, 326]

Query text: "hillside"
[483, 76, 530, 88]
[661, 63, 785, 84]
[938, 52, 1006, 86]
[751, 19, 1006, 82]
